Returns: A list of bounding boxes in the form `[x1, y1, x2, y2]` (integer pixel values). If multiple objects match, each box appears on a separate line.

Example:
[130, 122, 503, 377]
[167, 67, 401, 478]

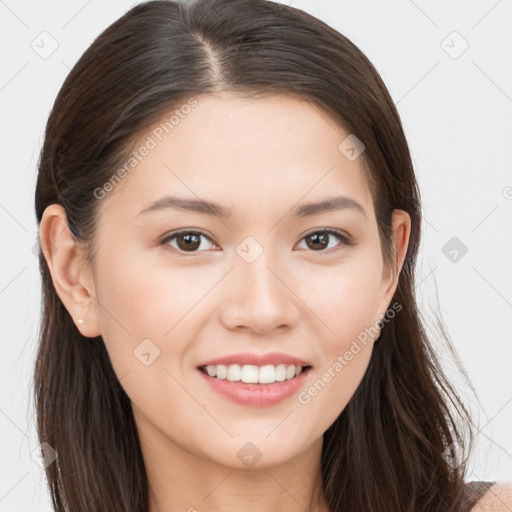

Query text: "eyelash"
[159, 228, 354, 256]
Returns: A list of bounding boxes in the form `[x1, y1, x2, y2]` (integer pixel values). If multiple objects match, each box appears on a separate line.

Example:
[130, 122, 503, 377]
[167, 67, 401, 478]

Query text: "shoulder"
[472, 480, 512, 511]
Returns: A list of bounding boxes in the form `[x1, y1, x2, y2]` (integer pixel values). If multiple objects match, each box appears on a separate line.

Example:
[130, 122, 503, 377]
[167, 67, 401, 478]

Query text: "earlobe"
[39, 204, 102, 338]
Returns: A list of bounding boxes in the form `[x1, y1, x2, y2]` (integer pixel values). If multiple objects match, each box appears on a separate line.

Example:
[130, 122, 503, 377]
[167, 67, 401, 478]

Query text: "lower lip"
[197, 367, 311, 407]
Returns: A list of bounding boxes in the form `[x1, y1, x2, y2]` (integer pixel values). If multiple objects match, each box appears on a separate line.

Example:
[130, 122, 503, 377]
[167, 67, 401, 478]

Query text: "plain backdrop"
[1, 0, 511, 509]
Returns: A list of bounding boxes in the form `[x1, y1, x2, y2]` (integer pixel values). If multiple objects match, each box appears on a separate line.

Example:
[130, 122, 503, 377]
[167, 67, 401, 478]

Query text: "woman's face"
[73, 93, 409, 468]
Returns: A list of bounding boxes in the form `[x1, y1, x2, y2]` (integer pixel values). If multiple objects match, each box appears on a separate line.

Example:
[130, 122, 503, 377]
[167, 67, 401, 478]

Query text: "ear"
[39, 204, 102, 338]
[376, 209, 411, 318]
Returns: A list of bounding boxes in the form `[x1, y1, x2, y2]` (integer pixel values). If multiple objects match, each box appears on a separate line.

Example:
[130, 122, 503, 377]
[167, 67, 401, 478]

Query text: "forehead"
[97, 92, 374, 222]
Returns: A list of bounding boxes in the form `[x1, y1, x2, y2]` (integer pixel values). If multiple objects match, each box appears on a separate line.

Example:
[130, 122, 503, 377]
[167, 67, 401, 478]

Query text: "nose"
[219, 251, 301, 335]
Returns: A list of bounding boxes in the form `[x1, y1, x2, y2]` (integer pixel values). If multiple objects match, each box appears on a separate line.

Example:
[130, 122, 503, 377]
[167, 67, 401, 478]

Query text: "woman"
[33, 0, 511, 510]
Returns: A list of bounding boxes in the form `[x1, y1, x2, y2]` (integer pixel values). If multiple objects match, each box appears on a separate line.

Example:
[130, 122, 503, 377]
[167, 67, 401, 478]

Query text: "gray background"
[1, 0, 511, 509]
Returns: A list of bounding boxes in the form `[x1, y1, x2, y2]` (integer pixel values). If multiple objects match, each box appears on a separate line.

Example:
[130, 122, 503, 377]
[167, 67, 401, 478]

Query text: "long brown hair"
[34, 0, 479, 510]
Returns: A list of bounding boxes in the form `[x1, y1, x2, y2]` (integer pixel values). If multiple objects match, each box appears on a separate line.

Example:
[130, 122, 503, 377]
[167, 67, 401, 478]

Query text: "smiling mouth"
[197, 364, 312, 385]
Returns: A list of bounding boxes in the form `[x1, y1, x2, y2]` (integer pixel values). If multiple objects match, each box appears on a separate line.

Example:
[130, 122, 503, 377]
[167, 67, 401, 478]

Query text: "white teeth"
[259, 364, 276, 384]
[204, 363, 305, 384]
[275, 364, 287, 382]
[216, 364, 227, 379]
[240, 365, 259, 383]
[227, 364, 241, 381]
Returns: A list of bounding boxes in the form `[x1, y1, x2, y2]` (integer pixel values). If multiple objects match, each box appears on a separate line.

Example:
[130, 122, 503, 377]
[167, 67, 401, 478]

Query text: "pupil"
[178, 233, 200, 251]
[308, 232, 328, 250]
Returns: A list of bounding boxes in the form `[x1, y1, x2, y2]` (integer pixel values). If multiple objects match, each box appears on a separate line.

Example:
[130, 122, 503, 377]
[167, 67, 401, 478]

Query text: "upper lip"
[197, 352, 312, 368]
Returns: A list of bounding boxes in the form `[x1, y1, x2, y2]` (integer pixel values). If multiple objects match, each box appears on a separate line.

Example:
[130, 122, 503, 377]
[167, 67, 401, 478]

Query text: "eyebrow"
[138, 195, 367, 219]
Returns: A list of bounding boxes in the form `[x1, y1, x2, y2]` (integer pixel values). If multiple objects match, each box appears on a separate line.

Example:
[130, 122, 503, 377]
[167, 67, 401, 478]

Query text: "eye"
[160, 230, 217, 254]
[295, 229, 353, 254]
[160, 228, 354, 256]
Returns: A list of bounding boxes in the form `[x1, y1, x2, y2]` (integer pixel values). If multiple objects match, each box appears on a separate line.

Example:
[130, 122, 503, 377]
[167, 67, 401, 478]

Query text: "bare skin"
[40, 92, 411, 512]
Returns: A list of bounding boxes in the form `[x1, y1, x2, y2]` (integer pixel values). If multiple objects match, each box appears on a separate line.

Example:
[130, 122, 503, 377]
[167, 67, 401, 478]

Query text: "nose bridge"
[237, 236, 284, 303]
[224, 234, 298, 331]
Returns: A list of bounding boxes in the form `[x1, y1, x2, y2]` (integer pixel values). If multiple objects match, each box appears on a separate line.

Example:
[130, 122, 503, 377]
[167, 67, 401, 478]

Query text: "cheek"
[92, 251, 175, 374]
[93, 249, 218, 377]
[290, 254, 381, 421]
[297, 342, 372, 440]
[95, 245, 191, 330]
[298, 253, 383, 345]
[92, 252, 200, 421]
[295, 263, 381, 429]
